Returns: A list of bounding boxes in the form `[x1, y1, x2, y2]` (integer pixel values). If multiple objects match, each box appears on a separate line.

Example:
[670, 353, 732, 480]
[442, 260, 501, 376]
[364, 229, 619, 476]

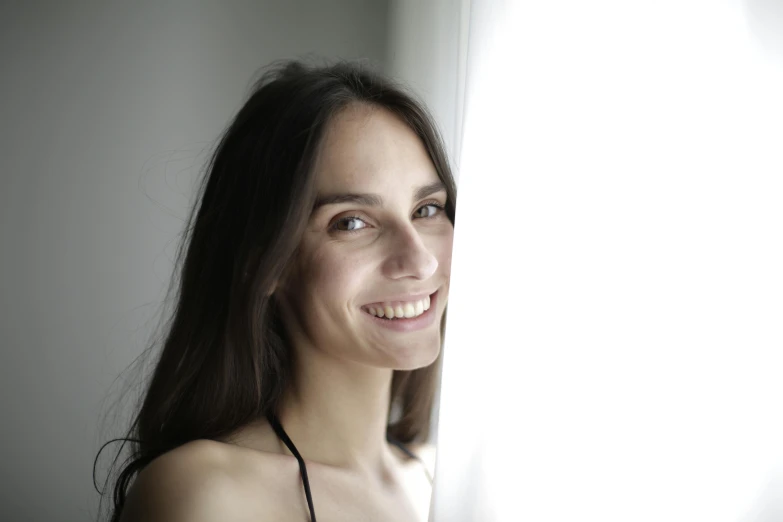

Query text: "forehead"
[313, 104, 440, 192]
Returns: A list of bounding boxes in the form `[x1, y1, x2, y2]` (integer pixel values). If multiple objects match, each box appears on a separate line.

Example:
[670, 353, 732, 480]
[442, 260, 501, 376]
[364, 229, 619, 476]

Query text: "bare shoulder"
[119, 440, 235, 522]
[119, 439, 272, 522]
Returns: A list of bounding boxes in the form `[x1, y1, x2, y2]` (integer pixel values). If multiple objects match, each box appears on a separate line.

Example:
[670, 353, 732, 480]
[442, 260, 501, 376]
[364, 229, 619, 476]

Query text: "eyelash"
[330, 201, 446, 234]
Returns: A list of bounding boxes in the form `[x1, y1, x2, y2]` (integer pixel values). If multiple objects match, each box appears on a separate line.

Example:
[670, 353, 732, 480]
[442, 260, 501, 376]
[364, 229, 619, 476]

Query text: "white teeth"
[365, 295, 433, 320]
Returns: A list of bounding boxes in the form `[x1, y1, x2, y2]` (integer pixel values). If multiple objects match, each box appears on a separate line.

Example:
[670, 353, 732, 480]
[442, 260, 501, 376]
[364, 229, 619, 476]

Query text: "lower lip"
[362, 291, 439, 332]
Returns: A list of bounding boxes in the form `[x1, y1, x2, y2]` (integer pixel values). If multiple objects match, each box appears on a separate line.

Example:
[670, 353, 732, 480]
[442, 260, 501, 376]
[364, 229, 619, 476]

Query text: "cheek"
[302, 245, 372, 307]
[435, 227, 455, 275]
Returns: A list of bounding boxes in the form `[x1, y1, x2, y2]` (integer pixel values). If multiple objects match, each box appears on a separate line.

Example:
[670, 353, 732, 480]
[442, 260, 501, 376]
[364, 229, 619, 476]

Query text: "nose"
[381, 223, 439, 281]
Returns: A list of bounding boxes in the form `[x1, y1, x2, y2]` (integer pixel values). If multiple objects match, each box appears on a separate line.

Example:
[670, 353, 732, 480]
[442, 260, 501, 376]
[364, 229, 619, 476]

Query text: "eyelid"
[418, 198, 445, 209]
[329, 213, 371, 233]
[415, 199, 446, 216]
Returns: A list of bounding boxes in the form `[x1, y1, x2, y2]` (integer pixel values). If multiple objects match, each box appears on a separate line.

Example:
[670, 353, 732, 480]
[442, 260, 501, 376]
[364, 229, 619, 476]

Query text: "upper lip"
[363, 289, 437, 305]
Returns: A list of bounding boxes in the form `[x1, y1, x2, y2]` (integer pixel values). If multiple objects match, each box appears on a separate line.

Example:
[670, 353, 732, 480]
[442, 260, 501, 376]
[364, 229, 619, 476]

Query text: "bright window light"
[433, 1, 783, 520]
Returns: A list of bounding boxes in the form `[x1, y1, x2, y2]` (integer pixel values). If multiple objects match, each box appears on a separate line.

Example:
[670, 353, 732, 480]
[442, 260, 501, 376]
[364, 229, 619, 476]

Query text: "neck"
[276, 346, 398, 478]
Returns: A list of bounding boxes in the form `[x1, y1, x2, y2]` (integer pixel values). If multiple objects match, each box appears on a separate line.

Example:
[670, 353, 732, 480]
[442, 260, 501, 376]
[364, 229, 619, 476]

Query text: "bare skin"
[120, 428, 435, 522]
[120, 104, 451, 521]
[216, 420, 435, 521]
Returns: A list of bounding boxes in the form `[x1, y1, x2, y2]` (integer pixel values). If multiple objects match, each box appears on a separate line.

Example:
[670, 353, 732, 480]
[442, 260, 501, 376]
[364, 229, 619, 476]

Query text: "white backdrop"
[425, 0, 783, 520]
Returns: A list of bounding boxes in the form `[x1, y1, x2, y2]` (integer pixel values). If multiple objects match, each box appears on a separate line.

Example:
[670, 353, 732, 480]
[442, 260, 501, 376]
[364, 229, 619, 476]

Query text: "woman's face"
[278, 104, 453, 370]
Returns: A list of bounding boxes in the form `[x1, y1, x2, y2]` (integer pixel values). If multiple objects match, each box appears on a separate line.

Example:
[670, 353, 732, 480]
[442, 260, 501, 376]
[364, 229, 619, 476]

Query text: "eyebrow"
[312, 180, 447, 212]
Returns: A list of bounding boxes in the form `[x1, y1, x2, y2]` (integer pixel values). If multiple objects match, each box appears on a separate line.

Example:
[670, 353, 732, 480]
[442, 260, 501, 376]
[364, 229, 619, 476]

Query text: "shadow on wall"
[743, 0, 783, 63]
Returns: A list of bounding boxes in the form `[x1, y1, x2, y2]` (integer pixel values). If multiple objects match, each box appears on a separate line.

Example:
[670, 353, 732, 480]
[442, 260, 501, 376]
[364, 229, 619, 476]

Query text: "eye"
[331, 215, 368, 233]
[414, 202, 445, 219]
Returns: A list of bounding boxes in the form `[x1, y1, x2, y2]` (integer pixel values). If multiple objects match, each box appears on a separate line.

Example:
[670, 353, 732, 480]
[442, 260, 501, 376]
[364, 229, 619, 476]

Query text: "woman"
[97, 58, 456, 522]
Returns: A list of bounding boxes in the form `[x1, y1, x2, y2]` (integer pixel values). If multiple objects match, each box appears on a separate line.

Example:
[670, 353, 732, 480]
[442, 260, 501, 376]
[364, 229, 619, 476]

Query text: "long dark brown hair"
[94, 58, 457, 521]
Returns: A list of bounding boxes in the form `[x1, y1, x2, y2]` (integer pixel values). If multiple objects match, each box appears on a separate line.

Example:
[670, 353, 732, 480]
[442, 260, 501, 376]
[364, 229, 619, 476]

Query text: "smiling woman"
[94, 59, 456, 522]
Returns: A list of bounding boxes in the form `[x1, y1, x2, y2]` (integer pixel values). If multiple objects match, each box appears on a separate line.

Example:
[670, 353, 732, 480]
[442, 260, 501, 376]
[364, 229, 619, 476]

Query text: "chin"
[393, 358, 438, 372]
[388, 341, 441, 371]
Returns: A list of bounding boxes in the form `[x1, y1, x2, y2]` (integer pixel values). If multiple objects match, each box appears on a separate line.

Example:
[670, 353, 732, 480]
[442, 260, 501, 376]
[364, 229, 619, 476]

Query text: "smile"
[361, 294, 431, 319]
[360, 291, 439, 332]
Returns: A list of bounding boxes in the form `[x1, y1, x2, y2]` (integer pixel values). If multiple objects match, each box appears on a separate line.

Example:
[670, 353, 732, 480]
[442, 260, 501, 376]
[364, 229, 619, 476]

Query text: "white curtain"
[390, 1, 783, 520]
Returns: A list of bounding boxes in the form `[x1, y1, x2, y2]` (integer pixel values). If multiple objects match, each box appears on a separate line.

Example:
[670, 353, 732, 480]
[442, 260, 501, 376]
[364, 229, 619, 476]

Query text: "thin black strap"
[386, 436, 418, 460]
[267, 414, 317, 522]
[386, 435, 434, 485]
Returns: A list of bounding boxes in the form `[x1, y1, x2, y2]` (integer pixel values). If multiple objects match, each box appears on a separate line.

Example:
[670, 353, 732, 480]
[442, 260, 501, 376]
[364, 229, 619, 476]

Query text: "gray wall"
[387, 0, 467, 177]
[0, 2, 388, 520]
